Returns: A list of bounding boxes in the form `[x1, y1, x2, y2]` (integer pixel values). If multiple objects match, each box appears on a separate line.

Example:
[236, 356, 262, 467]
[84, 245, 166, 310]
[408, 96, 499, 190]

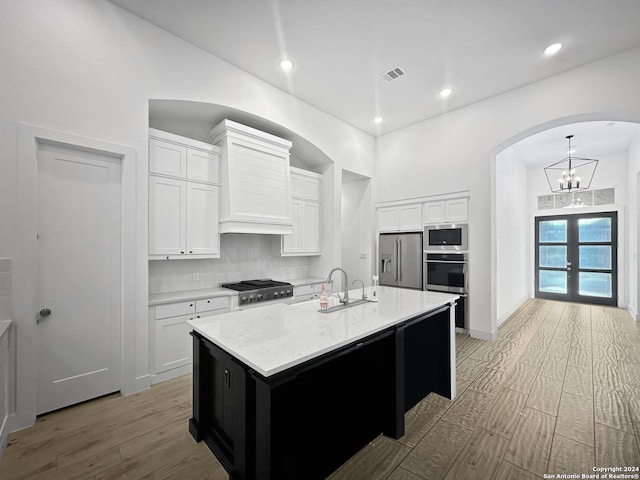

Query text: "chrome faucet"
[352, 279, 367, 300]
[326, 267, 349, 304]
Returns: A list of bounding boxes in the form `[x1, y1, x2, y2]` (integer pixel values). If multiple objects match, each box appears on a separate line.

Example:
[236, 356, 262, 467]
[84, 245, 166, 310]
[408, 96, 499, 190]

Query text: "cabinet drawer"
[155, 301, 196, 319]
[196, 296, 230, 313]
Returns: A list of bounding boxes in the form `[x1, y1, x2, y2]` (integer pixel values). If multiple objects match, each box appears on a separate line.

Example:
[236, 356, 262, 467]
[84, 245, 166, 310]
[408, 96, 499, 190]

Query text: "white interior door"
[36, 143, 122, 414]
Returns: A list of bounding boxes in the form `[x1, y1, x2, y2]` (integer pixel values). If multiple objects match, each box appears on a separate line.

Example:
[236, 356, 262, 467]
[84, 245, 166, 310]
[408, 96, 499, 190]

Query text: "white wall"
[1, 0, 374, 430]
[628, 137, 640, 319]
[341, 177, 373, 288]
[495, 149, 529, 326]
[376, 46, 640, 338]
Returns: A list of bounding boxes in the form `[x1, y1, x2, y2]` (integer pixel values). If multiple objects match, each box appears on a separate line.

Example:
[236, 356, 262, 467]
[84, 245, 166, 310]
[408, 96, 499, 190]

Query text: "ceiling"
[112, 0, 640, 136]
[512, 121, 640, 166]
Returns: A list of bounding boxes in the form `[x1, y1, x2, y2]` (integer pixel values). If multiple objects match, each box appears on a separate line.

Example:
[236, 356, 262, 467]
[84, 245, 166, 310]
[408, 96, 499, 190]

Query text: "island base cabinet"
[253, 330, 399, 480]
[189, 302, 455, 480]
[402, 306, 451, 411]
[190, 333, 248, 480]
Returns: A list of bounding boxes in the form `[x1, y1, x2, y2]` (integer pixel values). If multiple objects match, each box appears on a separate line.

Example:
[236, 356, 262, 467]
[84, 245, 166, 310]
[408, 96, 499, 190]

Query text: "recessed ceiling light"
[440, 88, 453, 98]
[373, 117, 383, 124]
[543, 43, 562, 57]
[280, 59, 294, 71]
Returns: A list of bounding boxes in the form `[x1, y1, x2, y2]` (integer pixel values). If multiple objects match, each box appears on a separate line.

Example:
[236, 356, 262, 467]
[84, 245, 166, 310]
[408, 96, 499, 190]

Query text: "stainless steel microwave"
[424, 223, 468, 251]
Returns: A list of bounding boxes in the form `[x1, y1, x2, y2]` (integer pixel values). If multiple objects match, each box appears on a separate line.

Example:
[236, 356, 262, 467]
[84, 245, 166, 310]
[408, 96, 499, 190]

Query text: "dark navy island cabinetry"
[188, 288, 456, 480]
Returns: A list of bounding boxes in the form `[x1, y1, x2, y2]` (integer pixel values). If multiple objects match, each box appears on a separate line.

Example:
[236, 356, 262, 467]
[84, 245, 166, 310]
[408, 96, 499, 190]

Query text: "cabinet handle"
[180, 251, 185, 254]
[189, 250, 193, 254]
[189, 303, 194, 307]
[224, 368, 231, 388]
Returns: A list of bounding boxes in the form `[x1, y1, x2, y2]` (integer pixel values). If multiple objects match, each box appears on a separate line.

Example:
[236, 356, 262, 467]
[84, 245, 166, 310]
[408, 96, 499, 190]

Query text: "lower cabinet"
[150, 296, 231, 384]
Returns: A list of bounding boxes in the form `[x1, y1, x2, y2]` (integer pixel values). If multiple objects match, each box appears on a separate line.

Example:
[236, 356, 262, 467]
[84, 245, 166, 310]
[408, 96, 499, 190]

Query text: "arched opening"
[491, 113, 640, 332]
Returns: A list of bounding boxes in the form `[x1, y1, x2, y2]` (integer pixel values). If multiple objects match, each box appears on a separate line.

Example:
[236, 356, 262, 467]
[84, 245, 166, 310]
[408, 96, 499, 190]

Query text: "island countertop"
[188, 286, 458, 377]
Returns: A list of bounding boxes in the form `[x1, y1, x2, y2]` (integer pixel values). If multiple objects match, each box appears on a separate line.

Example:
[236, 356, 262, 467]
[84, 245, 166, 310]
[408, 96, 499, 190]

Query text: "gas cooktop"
[221, 279, 294, 306]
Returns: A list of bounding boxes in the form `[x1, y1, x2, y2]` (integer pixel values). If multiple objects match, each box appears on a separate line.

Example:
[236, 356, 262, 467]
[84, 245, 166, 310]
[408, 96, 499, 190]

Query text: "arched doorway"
[491, 113, 640, 331]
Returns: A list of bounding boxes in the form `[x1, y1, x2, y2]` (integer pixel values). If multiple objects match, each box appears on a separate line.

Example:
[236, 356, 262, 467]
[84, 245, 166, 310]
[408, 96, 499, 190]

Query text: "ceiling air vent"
[382, 66, 405, 82]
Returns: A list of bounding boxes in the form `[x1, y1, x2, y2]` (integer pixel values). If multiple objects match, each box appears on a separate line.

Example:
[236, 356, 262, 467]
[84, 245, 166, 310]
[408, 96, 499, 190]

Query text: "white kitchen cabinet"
[150, 296, 231, 384]
[149, 129, 220, 183]
[149, 176, 220, 259]
[377, 204, 422, 232]
[148, 129, 221, 260]
[423, 198, 468, 224]
[282, 168, 322, 255]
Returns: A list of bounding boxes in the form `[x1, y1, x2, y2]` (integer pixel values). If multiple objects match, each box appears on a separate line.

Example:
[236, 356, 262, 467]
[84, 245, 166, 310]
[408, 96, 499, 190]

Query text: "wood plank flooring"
[2, 299, 639, 479]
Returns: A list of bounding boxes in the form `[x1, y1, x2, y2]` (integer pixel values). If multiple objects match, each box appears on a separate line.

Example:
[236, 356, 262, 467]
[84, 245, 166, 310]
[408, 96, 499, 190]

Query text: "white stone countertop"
[149, 288, 236, 306]
[188, 286, 458, 377]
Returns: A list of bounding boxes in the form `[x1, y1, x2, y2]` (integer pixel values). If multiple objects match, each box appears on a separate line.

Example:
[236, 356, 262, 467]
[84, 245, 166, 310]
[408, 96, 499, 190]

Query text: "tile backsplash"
[0, 259, 11, 320]
[149, 234, 313, 294]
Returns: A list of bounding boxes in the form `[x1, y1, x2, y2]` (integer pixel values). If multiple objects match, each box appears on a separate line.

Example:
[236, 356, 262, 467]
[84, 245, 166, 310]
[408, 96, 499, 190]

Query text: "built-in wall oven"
[424, 252, 468, 330]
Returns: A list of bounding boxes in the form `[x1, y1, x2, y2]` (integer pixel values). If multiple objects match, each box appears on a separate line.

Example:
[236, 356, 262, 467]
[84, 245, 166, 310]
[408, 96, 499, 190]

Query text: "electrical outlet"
[193, 272, 199, 281]
[359, 252, 367, 259]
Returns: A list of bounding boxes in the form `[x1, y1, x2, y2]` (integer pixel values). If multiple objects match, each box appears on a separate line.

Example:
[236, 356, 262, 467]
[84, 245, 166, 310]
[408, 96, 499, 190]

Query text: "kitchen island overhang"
[188, 287, 458, 480]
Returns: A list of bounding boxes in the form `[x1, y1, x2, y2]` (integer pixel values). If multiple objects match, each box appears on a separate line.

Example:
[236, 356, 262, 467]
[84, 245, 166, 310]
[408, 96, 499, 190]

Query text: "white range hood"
[211, 119, 293, 235]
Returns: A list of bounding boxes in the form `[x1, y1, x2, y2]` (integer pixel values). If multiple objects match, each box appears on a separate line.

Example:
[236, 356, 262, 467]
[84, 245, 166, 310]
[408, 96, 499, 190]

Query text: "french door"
[535, 211, 617, 306]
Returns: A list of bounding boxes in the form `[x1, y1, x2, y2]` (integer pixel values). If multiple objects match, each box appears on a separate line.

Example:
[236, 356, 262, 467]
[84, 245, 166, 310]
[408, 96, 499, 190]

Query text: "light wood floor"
[2, 299, 639, 479]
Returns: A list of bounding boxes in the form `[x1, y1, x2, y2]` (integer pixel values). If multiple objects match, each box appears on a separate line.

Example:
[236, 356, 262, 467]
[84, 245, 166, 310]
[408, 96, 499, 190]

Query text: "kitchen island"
[188, 286, 458, 480]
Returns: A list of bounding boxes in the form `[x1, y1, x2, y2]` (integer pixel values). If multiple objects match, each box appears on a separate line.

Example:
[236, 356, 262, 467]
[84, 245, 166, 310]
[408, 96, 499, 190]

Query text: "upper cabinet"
[148, 129, 221, 260]
[149, 129, 220, 183]
[377, 204, 422, 232]
[423, 198, 468, 224]
[282, 167, 322, 256]
[211, 120, 293, 235]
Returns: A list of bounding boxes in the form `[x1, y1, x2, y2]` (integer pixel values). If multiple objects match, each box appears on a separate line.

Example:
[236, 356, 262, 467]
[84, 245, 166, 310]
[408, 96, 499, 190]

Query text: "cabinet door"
[301, 201, 320, 253]
[187, 148, 219, 184]
[149, 138, 187, 177]
[301, 177, 321, 201]
[398, 204, 422, 231]
[424, 201, 446, 224]
[149, 176, 186, 255]
[155, 315, 193, 373]
[445, 198, 468, 223]
[282, 199, 302, 253]
[187, 183, 220, 256]
[377, 207, 399, 232]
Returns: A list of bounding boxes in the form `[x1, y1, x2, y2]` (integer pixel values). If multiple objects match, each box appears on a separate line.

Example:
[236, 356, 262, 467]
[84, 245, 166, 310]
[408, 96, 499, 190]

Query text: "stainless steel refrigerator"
[379, 232, 423, 289]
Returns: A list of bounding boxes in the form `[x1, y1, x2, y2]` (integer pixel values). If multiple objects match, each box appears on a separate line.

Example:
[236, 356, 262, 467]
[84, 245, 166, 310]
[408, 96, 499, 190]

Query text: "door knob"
[37, 308, 52, 324]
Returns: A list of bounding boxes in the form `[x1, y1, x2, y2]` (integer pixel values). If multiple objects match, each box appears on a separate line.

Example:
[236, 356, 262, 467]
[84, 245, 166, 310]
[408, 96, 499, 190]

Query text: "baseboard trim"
[497, 295, 530, 328]
[151, 365, 192, 385]
[469, 328, 498, 341]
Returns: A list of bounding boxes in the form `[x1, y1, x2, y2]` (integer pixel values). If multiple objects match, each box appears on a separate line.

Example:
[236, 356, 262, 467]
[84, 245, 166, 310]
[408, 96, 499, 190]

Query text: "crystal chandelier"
[544, 135, 598, 193]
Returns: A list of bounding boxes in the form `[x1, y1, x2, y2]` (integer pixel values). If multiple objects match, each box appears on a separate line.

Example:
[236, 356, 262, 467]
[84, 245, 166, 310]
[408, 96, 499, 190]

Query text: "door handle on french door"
[37, 308, 52, 324]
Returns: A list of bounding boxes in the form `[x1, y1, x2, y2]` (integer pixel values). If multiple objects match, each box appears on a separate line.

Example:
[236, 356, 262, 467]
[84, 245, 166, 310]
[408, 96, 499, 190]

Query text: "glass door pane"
[535, 212, 617, 306]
